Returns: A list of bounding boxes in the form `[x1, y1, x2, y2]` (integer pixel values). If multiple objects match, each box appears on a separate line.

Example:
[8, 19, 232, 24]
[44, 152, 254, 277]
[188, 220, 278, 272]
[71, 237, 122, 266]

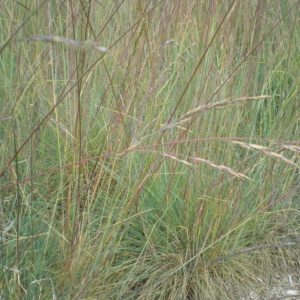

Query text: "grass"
[0, 0, 300, 299]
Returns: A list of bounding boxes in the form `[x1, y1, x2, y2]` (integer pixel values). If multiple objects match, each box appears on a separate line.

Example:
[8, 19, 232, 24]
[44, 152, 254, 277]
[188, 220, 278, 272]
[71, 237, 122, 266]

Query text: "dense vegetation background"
[1, 1, 299, 299]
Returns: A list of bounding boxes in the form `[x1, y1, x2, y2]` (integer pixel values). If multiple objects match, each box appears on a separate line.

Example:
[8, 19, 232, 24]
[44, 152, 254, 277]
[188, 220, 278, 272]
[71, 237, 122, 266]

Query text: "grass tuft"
[1, 1, 300, 299]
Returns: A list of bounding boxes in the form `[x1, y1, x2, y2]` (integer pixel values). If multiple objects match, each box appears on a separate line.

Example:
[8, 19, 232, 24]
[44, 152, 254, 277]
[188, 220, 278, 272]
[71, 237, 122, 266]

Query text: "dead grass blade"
[30, 105, 76, 140]
[1, 220, 15, 241]
[186, 238, 300, 270]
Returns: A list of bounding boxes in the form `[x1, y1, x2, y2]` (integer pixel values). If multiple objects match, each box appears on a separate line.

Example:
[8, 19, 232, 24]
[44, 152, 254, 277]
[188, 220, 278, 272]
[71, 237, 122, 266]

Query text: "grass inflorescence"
[1, 1, 300, 299]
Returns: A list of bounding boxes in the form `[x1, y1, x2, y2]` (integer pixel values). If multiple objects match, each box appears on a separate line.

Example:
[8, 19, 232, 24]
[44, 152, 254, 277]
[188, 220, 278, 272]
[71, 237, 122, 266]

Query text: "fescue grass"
[1, 1, 300, 299]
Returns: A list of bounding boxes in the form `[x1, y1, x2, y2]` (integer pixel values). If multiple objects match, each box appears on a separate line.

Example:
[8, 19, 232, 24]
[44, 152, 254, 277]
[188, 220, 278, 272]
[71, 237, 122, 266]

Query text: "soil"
[241, 270, 300, 300]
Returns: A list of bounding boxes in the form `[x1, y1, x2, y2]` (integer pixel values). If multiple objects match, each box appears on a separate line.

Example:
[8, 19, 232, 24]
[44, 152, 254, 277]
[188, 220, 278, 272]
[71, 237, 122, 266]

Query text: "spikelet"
[162, 154, 194, 167]
[162, 153, 249, 179]
[176, 96, 270, 123]
[281, 145, 300, 152]
[232, 141, 298, 167]
[26, 35, 108, 52]
[191, 157, 250, 179]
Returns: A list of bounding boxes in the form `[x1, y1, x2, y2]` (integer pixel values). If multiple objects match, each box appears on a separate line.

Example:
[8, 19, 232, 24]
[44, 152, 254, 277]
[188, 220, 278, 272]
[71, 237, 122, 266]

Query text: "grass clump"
[1, 1, 299, 299]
